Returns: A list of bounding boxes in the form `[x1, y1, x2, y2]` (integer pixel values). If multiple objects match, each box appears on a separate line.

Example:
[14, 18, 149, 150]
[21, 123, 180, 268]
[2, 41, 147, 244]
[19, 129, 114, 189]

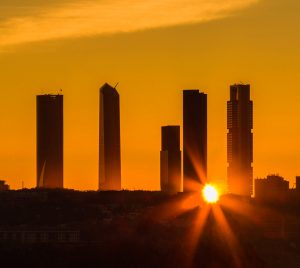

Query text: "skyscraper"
[160, 126, 181, 193]
[99, 83, 121, 191]
[37, 94, 63, 188]
[227, 84, 253, 197]
[183, 90, 207, 192]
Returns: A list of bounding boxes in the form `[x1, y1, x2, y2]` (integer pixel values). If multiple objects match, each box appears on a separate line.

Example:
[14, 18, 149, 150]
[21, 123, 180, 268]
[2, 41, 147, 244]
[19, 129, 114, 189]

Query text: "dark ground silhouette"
[0, 189, 300, 268]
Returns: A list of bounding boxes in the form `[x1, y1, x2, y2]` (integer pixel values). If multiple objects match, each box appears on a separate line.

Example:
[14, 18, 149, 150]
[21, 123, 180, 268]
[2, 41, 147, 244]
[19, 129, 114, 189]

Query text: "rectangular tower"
[183, 90, 207, 192]
[99, 83, 121, 191]
[160, 126, 181, 194]
[227, 84, 253, 196]
[37, 94, 63, 188]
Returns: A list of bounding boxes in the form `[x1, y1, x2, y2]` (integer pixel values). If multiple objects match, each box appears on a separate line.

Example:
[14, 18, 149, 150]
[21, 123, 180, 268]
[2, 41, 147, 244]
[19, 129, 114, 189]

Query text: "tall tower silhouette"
[227, 84, 253, 196]
[183, 90, 207, 192]
[37, 94, 63, 188]
[99, 83, 121, 191]
[160, 126, 181, 193]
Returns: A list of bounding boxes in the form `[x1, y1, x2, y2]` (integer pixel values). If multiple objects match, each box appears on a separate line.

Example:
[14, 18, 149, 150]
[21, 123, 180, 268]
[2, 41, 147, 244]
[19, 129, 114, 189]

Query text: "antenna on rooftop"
[114, 82, 119, 89]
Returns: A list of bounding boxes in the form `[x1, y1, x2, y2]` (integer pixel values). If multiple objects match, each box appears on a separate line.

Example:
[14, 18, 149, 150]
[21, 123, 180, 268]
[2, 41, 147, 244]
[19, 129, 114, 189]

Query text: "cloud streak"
[0, 0, 258, 47]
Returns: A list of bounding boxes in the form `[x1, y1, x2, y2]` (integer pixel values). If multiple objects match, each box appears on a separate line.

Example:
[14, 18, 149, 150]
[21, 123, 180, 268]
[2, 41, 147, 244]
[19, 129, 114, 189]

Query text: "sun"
[202, 184, 219, 203]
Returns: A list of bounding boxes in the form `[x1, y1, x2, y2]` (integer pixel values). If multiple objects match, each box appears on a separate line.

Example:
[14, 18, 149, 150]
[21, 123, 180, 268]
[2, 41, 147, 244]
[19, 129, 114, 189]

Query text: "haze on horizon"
[1, 0, 300, 191]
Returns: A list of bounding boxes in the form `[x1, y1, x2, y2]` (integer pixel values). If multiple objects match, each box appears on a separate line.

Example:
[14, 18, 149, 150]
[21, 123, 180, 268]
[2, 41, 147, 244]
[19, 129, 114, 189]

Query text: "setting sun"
[202, 185, 219, 203]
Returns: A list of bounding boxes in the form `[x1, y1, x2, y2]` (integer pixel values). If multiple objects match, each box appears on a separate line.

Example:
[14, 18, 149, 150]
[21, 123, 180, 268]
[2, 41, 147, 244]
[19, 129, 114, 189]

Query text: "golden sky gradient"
[0, 0, 257, 47]
[1, 0, 300, 190]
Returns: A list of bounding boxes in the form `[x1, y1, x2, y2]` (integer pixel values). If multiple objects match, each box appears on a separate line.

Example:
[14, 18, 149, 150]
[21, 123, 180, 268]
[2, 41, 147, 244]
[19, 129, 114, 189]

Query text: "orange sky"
[1, 0, 300, 190]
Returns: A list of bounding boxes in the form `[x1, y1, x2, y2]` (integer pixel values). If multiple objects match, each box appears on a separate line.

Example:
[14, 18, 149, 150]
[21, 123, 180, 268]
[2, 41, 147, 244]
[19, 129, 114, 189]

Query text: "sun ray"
[212, 205, 243, 268]
[220, 195, 286, 229]
[184, 204, 211, 266]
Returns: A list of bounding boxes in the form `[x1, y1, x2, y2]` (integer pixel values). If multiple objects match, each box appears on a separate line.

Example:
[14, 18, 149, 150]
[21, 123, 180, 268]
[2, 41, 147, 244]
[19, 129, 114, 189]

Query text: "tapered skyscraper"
[99, 83, 121, 191]
[227, 84, 253, 197]
[160, 126, 181, 193]
[37, 94, 63, 188]
[183, 90, 207, 192]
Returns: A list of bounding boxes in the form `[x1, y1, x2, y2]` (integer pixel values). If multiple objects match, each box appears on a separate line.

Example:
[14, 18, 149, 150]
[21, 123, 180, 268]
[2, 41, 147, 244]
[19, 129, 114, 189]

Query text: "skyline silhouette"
[1, 1, 300, 267]
[1, 82, 300, 194]
[1, 0, 300, 191]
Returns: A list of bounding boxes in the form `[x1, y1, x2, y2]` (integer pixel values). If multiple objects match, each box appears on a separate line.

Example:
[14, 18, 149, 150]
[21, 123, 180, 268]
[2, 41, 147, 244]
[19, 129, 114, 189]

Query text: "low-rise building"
[255, 175, 289, 203]
[0, 181, 9, 191]
[296, 176, 300, 191]
[0, 230, 80, 244]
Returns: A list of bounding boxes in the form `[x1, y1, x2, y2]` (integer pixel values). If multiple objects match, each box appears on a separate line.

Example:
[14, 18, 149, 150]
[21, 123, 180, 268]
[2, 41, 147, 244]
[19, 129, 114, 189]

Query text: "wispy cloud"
[0, 0, 258, 47]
